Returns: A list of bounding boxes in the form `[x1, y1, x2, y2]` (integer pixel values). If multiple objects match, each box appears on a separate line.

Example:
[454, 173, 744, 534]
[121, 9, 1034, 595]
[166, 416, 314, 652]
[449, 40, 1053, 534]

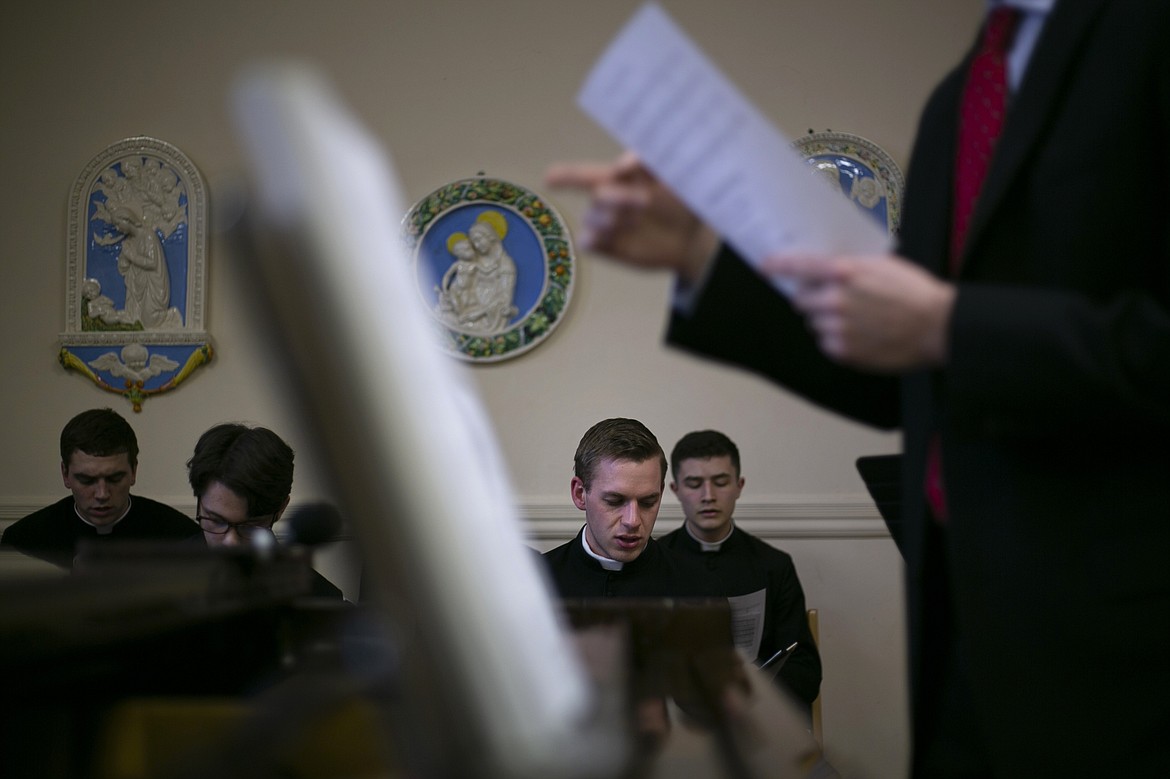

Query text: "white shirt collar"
[685, 521, 734, 552]
[580, 528, 624, 571]
[985, 0, 1055, 91]
[75, 496, 132, 535]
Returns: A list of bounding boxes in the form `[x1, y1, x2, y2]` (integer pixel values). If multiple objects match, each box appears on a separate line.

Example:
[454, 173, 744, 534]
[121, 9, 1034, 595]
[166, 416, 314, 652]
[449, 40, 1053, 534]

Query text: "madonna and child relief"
[435, 210, 519, 334]
[405, 176, 576, 362]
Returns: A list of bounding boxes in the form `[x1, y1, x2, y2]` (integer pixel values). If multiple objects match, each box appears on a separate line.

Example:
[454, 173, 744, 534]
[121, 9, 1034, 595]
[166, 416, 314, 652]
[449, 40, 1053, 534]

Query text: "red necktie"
[927, 6, 1020, 523]
[949, 5, 1021, 268]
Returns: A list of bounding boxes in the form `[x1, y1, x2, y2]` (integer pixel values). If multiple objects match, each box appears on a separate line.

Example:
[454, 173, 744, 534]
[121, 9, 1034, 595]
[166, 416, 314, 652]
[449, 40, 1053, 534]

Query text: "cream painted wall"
[0, 2, 983, 777]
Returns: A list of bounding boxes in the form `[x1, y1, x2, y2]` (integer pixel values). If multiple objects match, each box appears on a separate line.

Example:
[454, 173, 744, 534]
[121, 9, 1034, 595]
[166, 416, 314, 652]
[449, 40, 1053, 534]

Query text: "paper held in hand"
[576, 2, 890, 287]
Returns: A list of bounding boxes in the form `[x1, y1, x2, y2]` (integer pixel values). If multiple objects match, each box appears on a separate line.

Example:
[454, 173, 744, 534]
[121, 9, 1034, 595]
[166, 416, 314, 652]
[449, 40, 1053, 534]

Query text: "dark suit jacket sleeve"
[667, 245, 901, 430]
[946, 284, 1170, 440]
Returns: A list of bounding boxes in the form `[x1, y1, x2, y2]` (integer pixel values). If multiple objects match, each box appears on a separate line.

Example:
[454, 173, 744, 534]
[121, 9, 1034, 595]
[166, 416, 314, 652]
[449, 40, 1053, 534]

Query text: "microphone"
[282, 501, 344, 546]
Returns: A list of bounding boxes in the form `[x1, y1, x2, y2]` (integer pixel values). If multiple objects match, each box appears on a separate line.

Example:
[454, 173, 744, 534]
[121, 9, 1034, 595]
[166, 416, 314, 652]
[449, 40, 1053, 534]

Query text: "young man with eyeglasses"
[1, 408, 199, 568]
[186, 423, 342, 598]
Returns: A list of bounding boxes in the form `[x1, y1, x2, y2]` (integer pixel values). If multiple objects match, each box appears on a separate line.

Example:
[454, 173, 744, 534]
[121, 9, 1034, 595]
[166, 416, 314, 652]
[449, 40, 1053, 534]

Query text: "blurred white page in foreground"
[578, 2, 889, 273]
[231, 65, 617, 779]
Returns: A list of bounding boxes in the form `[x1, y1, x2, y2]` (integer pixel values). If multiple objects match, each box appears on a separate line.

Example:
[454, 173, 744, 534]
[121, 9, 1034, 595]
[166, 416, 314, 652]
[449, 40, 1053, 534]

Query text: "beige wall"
[0, 1, 983, 776]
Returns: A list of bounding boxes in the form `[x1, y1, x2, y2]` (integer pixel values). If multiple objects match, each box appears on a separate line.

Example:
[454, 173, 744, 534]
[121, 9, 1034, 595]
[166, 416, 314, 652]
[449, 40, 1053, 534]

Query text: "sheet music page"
[727, 588, 767, 659]
[577, 2, 889, 283]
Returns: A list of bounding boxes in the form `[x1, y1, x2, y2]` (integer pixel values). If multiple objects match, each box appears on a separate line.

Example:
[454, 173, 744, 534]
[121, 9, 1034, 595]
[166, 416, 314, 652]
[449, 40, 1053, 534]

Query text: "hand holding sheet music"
[573, 2, 890, 288]
[554, 2, 955, 371]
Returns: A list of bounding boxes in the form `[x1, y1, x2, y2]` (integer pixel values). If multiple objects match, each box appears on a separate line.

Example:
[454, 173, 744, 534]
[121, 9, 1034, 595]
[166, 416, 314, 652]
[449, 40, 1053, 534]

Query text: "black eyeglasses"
[195, 502, 276, 539]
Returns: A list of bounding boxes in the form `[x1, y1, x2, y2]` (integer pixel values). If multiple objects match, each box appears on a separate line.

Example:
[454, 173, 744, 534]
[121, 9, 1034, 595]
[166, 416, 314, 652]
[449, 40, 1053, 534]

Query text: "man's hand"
[544, 152, 718, 284]
[762, 253, 956, 372]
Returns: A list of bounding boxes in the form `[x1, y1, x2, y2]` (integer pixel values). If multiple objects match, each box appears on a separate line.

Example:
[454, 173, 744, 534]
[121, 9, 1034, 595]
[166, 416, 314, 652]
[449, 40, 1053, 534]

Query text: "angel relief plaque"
[59, 136, 212, 411]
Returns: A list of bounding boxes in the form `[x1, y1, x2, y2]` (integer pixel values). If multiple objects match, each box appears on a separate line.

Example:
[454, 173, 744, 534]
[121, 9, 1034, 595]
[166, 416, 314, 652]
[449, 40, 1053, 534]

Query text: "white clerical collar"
[580, 529, 624, 571]
[685, 521, 733, 552]
[75, 496, 132, 535]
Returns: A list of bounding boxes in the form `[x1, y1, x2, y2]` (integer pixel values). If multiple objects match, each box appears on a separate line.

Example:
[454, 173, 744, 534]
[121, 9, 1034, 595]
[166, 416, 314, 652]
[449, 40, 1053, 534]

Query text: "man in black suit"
[659, 430, 821, 714]
[546, 1, 1170, 774]
[1, 408, 199, 568]
[659, 428, 823, 711]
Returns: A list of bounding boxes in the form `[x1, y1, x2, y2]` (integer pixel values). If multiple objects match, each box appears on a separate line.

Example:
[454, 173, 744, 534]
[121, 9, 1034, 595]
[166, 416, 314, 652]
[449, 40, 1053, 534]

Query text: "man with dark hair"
[187, 423, 294, 548]
[542, 418, 719, 597]
[187, 422, 342, 598]
[659, 430, 821, 712]
[1, 408, 198, 568]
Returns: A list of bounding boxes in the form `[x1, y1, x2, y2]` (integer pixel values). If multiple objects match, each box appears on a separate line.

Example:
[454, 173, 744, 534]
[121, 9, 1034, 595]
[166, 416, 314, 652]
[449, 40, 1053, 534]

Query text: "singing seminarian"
[542, 417, 722, 598]
[1, 408, 200, 568]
